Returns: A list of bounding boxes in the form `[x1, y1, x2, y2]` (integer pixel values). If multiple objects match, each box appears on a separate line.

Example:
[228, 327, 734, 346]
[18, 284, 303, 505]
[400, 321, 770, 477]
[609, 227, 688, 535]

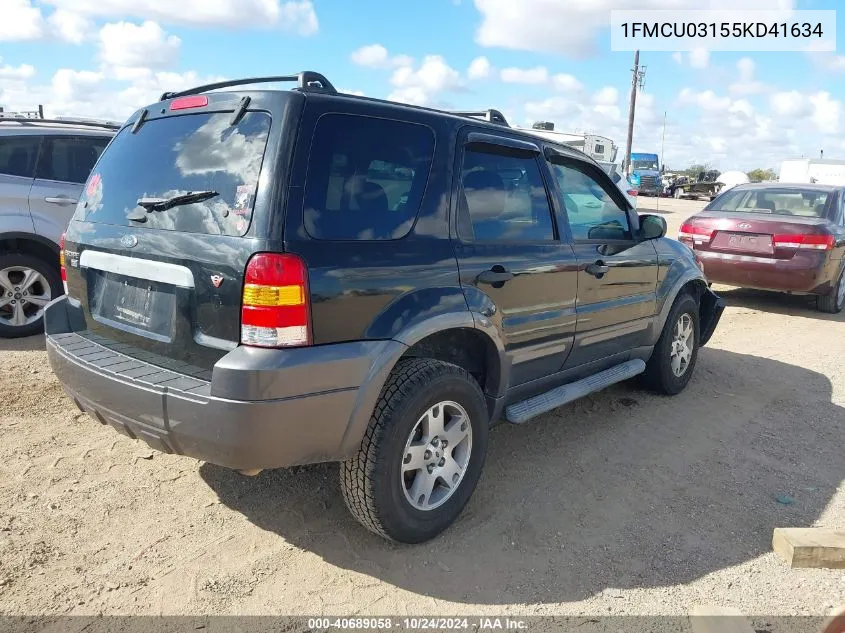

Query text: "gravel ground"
[1, 199, 844, 617]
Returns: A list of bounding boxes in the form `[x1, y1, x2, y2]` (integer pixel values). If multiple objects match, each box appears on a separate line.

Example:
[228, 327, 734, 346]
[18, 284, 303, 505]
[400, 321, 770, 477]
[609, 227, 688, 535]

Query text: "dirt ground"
[1, 198, 844, 617]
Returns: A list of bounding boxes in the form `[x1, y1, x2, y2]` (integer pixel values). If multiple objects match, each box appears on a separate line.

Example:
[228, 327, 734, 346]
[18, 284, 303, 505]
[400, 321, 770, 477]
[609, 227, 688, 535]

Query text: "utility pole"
[623, 50, 646, 176]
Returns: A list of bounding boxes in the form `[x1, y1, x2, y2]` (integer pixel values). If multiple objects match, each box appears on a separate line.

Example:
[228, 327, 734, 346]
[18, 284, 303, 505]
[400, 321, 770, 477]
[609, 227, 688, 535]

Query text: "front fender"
[651, 238, 723, 347]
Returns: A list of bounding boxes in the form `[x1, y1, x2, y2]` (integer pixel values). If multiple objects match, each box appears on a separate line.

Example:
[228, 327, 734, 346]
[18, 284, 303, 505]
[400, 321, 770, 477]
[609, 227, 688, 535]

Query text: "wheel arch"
[0, 232, 61, 270]
[337, 311, 507, 457]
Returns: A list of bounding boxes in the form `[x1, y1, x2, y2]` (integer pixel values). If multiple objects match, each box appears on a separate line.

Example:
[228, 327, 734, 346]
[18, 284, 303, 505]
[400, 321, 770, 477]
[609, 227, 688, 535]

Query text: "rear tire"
[0, 254, 62, 339]
[340, 358, 489, 543]
[817, 269, 845, 314]
[642, 293, 700, 395]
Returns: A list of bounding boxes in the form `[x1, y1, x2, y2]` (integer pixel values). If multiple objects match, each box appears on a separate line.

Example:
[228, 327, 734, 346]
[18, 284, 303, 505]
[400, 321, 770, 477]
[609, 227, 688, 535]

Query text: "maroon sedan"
[679, 183, 845, 313]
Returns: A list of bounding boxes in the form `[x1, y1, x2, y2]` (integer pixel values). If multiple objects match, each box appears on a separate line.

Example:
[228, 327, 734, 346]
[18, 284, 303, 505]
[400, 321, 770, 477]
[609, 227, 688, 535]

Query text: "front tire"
[643, 293, 700, 395]
[340, 358, 489, 543]
[0, 254, 62, 339]
[817, 269, 844, 314]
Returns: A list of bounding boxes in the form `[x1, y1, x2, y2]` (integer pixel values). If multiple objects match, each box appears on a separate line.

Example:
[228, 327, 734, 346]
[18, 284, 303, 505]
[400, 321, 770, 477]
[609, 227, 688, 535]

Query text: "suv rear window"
[74, 112, 271, 236]
[303, 114, 435, 240]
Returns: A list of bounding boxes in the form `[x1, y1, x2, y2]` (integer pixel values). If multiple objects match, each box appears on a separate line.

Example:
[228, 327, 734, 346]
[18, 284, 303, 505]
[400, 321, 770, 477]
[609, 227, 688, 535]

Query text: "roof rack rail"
[160, 71, 338, 101]
[0, 116, 121, 131]
[450, 109, 510, 127]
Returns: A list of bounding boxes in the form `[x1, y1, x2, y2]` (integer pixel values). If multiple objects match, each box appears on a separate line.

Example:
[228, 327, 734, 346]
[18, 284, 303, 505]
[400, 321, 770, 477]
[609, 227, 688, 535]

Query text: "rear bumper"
[698, 250, 834, 294]
[45, 296, 405, 470]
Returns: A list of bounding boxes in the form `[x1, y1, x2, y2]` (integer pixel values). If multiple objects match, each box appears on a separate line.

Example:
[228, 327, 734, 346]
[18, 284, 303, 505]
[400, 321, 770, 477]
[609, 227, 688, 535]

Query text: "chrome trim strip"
[79, 251, 195, 288]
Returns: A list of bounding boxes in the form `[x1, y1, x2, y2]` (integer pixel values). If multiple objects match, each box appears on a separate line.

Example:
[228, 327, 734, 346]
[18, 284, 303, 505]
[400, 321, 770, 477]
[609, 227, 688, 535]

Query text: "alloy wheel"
[401, 401, 473, 511]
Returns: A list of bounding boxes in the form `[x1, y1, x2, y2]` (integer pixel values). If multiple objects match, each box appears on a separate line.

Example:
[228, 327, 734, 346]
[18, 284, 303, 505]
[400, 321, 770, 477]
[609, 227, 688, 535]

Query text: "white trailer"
[779, 159, 845, 185]
[519, 122, 618, 163]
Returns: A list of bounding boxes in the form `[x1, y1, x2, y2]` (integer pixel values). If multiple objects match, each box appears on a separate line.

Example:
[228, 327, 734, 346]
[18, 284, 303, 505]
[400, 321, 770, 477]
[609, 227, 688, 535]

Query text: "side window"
[550, 160, 632, 241]
[459, 143, 554, 241]
[303, 114, 435, 241]
[36, 136, 109, 184]
[0, 136, 40, 178]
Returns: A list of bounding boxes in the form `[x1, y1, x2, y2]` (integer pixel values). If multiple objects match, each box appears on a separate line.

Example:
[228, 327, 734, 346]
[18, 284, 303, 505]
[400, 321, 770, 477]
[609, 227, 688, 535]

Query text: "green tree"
[747, 168, 778, 182]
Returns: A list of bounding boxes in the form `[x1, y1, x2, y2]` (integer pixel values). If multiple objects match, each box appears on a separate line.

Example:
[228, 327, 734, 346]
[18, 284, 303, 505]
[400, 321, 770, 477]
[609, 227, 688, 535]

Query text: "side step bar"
[505, 359, 646, 425]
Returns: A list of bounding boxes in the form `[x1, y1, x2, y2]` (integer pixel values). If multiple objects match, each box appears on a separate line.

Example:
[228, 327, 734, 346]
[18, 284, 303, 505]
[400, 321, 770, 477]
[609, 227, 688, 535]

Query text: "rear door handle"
[585, 262, 610, 277]
[45, 196, 79, 206]
[477, 269, 514, 285]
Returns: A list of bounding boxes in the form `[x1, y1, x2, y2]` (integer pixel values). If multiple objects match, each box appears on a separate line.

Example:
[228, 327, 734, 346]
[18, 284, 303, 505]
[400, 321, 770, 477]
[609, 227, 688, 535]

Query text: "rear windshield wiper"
[137, 190, 219, 212]
[128, 190, 220, 222]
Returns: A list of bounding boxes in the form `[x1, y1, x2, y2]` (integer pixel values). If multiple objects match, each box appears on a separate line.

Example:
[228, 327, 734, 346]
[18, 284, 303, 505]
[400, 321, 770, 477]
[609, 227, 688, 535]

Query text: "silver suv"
[0, 110, 117, 337]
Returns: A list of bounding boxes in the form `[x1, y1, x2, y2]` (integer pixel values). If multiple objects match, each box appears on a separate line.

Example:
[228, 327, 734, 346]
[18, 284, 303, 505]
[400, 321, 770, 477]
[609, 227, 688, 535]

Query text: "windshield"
[632, 159, 659, 171]
[712, 188, 830, 217]
[74, 111, 271, 236]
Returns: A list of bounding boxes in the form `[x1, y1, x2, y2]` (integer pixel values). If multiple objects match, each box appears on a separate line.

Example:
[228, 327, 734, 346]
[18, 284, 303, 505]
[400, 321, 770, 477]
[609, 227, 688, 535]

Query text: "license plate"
[712, 232, 773, 255]
[90, 272, 176, 339]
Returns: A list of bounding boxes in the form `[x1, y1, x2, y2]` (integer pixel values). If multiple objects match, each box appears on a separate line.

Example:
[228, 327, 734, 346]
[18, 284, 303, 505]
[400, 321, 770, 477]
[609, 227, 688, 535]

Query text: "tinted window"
[713, 187, 830, 218]
[37, 136, 110, 184]
[459, 144, 554, 241]
[74, 112, 271, 236]
[550, 160, 631, 241]
[0, 136, 40, 178]
[303, 114, 435, 241]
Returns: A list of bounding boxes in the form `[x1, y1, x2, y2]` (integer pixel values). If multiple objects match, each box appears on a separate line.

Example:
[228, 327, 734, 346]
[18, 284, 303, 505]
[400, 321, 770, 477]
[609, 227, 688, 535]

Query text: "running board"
[505, 359, 646, 425]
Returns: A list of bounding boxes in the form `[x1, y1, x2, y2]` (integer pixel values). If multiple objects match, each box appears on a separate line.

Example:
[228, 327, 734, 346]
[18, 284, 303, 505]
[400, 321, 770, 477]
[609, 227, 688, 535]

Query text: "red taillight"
[169, 95, 209, 111]
[240, 253, 311, 348]
[773, 233, 835, 251]
[627, 189, 638, 197]
[678, 221, 714, 242]
[59, 232, 68, 293]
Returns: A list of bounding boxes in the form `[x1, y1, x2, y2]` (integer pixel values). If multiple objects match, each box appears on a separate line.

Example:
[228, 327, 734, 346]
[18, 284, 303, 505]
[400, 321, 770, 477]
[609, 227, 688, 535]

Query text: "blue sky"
[2, 0, 845, 171]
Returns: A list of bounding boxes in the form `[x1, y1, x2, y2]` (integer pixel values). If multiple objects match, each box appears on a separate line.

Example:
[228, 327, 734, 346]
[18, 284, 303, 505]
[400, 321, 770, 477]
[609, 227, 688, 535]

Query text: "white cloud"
[0, 0, 44, 41]
[0, 67, 226, 122]
[809, 92, 840, 134]
[671, 52, 683, 65]
[339, 88, 365, 97]
[592, 86, 618, 106]
[350, 44, 412, 69]
[0, 59, 36, 80]
[48, 10, 94, 44]
[678, 88, 731, 112]
[388, 55, 462, 106]
[729, 57, 767, 95]
[500, 66, 548, 85]
[42, 0, 318, 32]
[688, 47, 710, 69]
[552, 73, 582, 92]
[770, 91, 811, 118]
[99, 21, 181, 71]
[474, 0, 795, 57]
[467, 56, 492, 80]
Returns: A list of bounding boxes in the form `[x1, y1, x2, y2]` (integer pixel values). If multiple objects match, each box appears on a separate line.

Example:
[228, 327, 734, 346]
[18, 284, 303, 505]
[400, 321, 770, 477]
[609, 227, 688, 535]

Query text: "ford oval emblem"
[120, 234, 138, 248]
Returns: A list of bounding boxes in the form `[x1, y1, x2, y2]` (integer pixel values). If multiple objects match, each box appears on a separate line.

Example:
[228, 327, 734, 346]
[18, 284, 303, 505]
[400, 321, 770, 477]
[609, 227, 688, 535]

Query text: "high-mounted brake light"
[773, 233, 835, 251]
[678, 222, 714, 242]
[59, 232, 68, 294]
[241, 253, 311, 348]
[169, 95, 209, 111]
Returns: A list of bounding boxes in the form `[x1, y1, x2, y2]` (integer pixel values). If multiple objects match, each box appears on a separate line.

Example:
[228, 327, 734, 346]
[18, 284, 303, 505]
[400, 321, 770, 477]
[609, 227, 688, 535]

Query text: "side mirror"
[639, 214, 667, 240]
